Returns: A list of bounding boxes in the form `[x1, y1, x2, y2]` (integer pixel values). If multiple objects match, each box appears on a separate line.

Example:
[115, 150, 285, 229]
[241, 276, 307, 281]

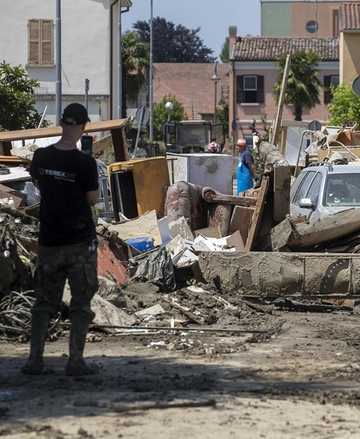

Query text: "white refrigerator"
[167, 153, 233, 195]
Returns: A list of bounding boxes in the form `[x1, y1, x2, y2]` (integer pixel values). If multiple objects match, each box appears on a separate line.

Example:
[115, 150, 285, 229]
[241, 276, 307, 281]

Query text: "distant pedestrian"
[207, 138, 220, 153]
[22, 103, 100, 376]
[235, 138, 258, 195]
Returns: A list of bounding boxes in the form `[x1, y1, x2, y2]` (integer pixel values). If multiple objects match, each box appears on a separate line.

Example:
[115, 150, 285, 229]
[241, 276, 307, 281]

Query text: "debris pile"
[2, 124, 360, 342]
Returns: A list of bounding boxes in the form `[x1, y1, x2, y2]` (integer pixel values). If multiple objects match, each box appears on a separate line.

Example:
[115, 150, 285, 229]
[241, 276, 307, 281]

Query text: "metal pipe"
[85, 78, 89, 112]
[117, 2, 122, 118]
[87, 324, 268, 334]
[55, 0, 62, 125]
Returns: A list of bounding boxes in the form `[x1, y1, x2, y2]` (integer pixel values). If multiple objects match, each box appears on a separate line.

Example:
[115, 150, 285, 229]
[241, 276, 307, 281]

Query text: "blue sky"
[122, 0, 261, 60]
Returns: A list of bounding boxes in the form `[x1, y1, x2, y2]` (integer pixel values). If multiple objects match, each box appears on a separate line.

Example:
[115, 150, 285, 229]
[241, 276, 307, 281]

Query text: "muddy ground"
[1, 285, 360, 439]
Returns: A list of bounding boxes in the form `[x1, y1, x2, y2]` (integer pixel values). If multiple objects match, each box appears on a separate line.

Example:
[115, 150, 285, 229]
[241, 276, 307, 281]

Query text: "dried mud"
[1, 289, 360, 439]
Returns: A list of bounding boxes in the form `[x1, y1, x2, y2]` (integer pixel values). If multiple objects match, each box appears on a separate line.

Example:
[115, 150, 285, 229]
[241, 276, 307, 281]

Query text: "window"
[236, 75, 264, 104]
[306, 172, 322, 206]
[292, 171, 317, 204]
[28, 19, 54, 65]
[306, 20, 319, 34]
[324, 75, 339, 104]
[333, 10, 339, 37]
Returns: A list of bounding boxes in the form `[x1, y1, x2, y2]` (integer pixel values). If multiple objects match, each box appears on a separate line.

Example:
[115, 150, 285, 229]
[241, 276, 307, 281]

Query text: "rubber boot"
[21, 311, 50, 374]
[65, 314, 98, 376]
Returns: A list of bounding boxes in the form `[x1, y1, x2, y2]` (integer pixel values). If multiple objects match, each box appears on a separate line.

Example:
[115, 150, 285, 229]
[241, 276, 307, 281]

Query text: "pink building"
[228, 26, 339, 140]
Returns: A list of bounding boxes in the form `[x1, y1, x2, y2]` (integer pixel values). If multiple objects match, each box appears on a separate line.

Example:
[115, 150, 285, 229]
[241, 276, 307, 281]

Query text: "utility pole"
[149, 0, 154, 144]
[55, 0, 62, 125]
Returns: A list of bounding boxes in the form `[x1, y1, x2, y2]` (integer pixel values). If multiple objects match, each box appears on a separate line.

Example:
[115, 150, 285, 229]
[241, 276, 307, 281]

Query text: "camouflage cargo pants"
[32, 241, 98, 321]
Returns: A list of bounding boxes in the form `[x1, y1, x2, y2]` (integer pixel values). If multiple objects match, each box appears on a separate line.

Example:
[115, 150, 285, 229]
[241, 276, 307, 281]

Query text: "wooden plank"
[202, 187, 257, 206]
[273, 165, 291, 223]
[245, 176, 269, 251]
[0, 156, 31, 165]
[270, 54, 291, 147]
[229, 205, 255, 245]
[288, 208, 360, 250]
[93, 134, 113, 155]
[112, 125, 129, 162]
[0, 118, 129, 143]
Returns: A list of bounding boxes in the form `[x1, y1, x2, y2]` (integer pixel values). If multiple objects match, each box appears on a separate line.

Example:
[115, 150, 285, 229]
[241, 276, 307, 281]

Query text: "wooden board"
[288, 208, 360, 250]
[273, 165, 291, 223]
[245, 176, 269, 251]
[93, 134, 113, 155]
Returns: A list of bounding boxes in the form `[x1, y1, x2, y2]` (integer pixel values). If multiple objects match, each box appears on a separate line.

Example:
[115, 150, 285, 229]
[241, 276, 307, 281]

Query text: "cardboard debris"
[135, 304, 166, 318]
[106, 210, 162, 246]
[168, 216, 194, 241]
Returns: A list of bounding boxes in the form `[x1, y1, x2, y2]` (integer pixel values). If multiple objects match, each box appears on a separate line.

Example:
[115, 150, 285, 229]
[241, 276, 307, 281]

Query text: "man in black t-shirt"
[22, 103, 100, 376]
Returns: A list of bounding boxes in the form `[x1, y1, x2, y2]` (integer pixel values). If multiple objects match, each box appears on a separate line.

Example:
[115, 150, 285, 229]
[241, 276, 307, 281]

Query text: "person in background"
[22, 103, 99, 376]
[207, 137, 220, 153]
[235, 138, 258, 195]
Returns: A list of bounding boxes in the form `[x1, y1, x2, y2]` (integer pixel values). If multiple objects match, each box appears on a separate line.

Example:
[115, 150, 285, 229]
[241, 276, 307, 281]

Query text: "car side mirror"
[299, 198, 315, 210]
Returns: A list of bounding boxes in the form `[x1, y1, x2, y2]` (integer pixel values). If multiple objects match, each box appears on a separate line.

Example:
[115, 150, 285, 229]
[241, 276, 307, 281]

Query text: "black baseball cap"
[62, 103, 90, 126]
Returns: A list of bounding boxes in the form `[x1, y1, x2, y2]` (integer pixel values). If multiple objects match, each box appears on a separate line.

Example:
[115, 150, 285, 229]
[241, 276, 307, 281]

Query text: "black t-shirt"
[30, 145, 99, 247]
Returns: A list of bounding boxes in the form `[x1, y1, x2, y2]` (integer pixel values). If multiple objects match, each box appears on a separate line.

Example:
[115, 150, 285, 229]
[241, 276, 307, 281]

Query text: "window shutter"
[29, 19, 40, 64]
[257, 75, 264, 103]
[41, 20, 53, 64]
[324, 76, 331, 104]
[236, 76, 243, 103]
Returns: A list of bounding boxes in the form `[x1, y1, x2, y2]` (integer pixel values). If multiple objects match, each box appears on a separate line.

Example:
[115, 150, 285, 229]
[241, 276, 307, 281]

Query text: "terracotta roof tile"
[153, 63, 229, 119]
[232, 36, 339, 61]
[339, 3, 360, 31]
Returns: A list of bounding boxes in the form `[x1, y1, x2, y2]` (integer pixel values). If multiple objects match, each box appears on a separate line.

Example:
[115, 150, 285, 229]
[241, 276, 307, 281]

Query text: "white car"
[290, 162, 360, 220]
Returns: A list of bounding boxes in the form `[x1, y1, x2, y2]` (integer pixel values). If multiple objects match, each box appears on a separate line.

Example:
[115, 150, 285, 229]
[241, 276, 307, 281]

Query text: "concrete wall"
[340, 33, 360, 85]
[261, 2, 292, 37]
[198, 251, 360, 296]
[261, 1, 342, 38]
[292, 2, 340, 38]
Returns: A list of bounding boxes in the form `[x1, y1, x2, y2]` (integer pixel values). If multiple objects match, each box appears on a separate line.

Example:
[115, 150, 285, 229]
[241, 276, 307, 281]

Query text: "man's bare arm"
[248, 163, 258, 180]
[86, 189, 99, 206]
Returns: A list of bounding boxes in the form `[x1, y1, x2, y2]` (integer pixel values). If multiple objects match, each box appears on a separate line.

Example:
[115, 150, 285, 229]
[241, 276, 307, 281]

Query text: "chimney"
[229, 26, 237, 59]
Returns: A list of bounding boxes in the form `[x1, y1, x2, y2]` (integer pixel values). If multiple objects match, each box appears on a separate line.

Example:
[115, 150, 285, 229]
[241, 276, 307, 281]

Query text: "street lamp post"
[165, 101, 173, 145]
[210, 61, 220, 125]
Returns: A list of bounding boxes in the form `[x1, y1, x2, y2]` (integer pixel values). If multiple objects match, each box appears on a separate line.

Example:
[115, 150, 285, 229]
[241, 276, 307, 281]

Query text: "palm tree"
[121, 31, 150, 118]
[273, 49, 322, 121]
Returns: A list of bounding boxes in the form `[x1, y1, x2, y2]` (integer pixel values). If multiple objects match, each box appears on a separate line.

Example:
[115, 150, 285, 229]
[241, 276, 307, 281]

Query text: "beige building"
[260, 0, 358, 38]
[339, 2, 360, 85]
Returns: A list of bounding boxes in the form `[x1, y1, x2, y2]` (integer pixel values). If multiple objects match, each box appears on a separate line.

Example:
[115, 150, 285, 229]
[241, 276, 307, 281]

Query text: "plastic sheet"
[130, 248, 176, 292]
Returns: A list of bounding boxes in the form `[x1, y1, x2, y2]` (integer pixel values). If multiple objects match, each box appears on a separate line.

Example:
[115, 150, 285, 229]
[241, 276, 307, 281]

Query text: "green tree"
[327, 82, 360, 126]
[0, 61, 49, 131]
[273, 49, 322, 121]
[219, 37, 229, 63]
[133, 17, 216, 63]
[216, 98, 229, 136]
[153, 95, 184, 140]
[121, 31, 150, 118]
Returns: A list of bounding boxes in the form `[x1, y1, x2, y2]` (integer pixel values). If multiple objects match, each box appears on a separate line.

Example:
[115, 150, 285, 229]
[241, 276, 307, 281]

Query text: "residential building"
[228, 26, 339, 139]
[260, 0, 360, 38]
[0, 0, 131, 127]
[339, 2, 360, 84]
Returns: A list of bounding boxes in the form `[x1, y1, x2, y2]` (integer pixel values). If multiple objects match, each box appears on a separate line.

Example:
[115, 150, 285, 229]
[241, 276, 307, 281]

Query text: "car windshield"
[324, 173, 360, 206]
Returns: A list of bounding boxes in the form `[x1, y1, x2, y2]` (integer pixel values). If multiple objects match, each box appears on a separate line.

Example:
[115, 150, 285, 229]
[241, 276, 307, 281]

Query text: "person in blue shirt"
[236, 138, 258, 195]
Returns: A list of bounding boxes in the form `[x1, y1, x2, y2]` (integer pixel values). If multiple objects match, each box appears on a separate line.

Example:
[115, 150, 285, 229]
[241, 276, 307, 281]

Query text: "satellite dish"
[308, 120, 322, 131]
[353, 76, 360, 96]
